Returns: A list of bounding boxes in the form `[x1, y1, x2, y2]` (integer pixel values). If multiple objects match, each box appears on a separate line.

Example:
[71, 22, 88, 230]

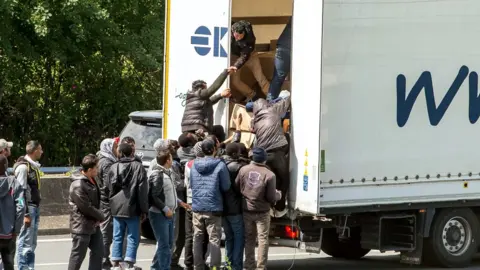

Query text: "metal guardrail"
[6, 167, 81, 175]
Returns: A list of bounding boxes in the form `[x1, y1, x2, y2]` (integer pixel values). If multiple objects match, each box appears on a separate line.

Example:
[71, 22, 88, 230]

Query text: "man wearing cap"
[190, 139, 230, 270]
[13, 140, 43, 270]
[235, 147, 281, 270]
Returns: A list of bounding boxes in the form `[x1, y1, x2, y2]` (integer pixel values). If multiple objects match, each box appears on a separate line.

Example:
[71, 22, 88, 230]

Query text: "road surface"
[17, 235, 480, 269]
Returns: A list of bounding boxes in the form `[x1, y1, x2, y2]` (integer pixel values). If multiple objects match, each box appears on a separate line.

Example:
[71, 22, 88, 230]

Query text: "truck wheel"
[141, 218, 156, 240]
[423, 208, 479, 268]
[321, 227, 370, 259]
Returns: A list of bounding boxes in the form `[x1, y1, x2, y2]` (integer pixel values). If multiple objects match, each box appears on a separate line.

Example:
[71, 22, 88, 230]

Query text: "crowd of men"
[0, 19, 292, 270]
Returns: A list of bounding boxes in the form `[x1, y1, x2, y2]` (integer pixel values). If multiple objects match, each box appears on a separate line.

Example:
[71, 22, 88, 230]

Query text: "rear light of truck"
[285, 225, 299, 239]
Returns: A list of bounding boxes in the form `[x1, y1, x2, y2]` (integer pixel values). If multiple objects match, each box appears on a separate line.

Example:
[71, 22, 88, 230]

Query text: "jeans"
[243, 212, 271, 270]
[192, 213, 222, 270]
[222, 215, 244, 270]
[111, 216, 140, 264]
[267, 47, 291, 101]
[17, 205, 40, 270]
[0, 238, 16, 270]
[149, 211, 175, 270]
[68, 228, 104, 270]
[184, 210, 209, 270]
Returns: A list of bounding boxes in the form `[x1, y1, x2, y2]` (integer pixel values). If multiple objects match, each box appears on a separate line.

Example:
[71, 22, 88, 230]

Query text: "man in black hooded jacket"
[107, 143, 148, 270]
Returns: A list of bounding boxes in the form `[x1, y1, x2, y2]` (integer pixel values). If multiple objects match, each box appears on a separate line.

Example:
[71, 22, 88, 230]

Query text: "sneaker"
[112, 267, 121, 270]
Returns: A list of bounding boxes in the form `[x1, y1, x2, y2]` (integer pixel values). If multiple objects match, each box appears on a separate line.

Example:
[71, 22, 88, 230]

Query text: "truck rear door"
[163, 0, 231, 139]
[289, 0, 323, 215]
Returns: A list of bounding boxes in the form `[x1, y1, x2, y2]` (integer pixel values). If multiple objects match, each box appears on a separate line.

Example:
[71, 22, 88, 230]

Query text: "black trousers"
[266, 144, 290, 211]
[171, 206, 186, 265]
[68, 228, 104, 270]
[184, 209, 209, 270]
[0, 238, 16, 270]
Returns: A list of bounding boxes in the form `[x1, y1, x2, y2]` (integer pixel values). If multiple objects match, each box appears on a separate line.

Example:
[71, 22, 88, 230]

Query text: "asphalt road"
[15, 235, 480, 269]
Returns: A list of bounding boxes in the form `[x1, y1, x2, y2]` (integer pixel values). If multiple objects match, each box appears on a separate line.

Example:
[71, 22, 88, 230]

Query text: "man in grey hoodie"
[0, 156, 25, 270]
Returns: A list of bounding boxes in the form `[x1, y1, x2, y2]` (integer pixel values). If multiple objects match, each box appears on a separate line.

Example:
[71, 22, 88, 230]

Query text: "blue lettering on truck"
[396, 65, 480, 127]
[191, 26, 228, 58]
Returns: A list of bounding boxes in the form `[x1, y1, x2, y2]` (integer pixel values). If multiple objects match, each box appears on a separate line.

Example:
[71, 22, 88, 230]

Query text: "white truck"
[161, 0, 480, 268]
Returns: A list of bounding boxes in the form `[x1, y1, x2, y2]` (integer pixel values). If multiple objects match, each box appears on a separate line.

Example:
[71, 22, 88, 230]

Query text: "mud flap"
[400, 210, 429, 265]
[299, 228, 323, 254]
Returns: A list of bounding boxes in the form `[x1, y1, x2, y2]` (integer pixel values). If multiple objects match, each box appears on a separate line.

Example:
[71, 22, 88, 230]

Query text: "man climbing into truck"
[181, 68, 235, 135]
[248, 91, 291, 212]
[230, 20, 271, 102]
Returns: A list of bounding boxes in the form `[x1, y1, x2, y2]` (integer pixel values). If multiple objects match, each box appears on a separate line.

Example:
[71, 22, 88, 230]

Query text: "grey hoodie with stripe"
[0, 176, 25, 239]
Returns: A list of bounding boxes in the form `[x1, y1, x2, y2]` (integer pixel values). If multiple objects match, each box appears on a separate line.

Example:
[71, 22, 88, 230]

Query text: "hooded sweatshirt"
[0, 176, 25, 239]
[190, 156, 230, 213]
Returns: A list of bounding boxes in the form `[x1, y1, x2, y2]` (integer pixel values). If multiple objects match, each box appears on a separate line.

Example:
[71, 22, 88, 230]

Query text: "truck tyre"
[423, 208, 479, 268]
[321, 227, 370, 259]
[141, 218, 156, 240]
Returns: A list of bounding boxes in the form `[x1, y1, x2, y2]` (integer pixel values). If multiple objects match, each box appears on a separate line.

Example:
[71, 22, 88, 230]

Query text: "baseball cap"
[0, 139, 13, 151]
[201, 139, 216, 156]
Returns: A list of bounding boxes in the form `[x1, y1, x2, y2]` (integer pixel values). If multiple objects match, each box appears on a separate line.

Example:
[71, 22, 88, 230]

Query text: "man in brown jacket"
[235, 147, 281, 270]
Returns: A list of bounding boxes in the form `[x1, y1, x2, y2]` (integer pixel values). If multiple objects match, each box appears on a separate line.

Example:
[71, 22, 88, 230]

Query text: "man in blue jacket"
[190, 139, 230, 270]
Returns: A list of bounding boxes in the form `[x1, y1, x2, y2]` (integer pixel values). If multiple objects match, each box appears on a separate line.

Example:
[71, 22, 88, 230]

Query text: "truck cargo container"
[162, 0, 480, 267]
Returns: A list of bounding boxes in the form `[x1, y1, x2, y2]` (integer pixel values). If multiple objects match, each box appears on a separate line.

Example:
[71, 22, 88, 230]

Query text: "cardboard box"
[229, 104, 254, 132]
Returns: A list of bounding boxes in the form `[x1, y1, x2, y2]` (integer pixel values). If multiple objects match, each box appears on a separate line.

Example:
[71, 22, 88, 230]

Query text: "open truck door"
[289, 0, 323, 215]
[163, 0, 232, 140]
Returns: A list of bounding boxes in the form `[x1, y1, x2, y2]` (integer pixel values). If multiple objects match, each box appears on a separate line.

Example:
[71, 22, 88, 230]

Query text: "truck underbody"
[283, 201, 480, 268]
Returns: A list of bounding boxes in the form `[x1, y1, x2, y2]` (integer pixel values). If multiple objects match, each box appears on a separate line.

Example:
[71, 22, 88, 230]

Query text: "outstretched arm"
[198, 70, 229, 99]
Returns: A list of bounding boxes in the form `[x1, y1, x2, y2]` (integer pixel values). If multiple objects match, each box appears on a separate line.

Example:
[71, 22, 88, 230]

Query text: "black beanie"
[252, 147, 267, 163]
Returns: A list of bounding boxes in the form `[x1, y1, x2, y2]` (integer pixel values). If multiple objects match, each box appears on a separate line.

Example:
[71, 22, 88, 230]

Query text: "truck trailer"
[161, 0, 480, 267]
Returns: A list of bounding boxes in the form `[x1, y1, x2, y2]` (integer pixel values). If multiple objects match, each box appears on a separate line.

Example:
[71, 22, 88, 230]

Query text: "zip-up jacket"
[0, 176, 25, 239]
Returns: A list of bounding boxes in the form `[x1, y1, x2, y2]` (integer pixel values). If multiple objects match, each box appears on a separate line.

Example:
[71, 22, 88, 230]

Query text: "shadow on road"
[266, 255, 480, 270]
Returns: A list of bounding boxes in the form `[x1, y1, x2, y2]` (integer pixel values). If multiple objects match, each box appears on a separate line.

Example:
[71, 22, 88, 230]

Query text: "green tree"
[0, 0, 165, 165]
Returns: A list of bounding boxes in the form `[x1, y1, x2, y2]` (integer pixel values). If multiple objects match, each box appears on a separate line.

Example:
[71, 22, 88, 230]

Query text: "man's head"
[251, 147, 267, 164]
[206, 135, 220, 148]
[117, 143, 133, 158]
[154, 138, 171, 154]
[156, 150, 172, 169]
[121, 137, 135, 155]
[192, 80, 207, 91]
[232, 20, 250, 41]
[211, 126, 226, 143]
[226, 143, 241, 159]
[0, 154, 7, 177]
[238, 143, 248, 159]
[0, 139, 13, 157]
[178, 133, 196, 148]
[201, 139, 217, 157]
[81, 154, 99, 179]
[26, 140, 43, 161]
[169, 140, 179, 152]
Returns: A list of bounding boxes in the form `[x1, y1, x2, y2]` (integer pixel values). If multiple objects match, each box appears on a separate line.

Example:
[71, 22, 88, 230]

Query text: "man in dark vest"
[13, 140, 43, 270]
[181, 68, 235, 134]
